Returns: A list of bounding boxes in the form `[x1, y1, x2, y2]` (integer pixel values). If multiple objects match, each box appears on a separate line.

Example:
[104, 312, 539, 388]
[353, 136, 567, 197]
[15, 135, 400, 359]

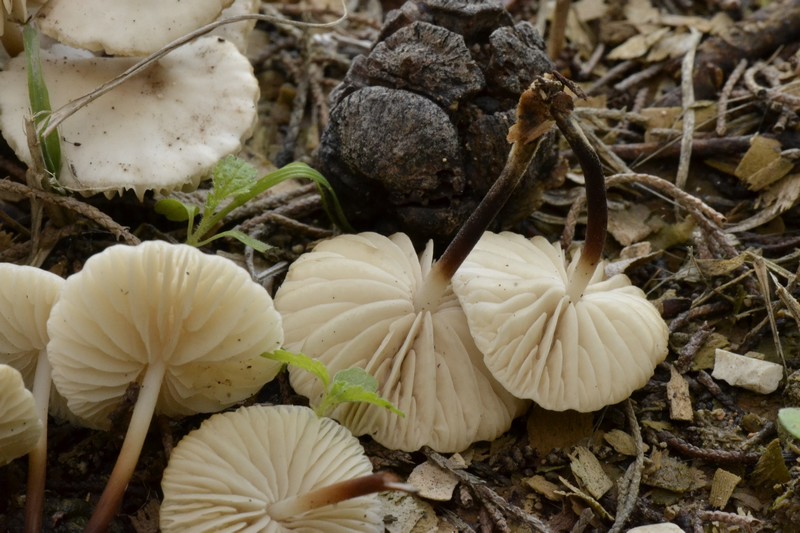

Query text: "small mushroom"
[0, 36, 259, 198]
[0, 263, 64, 532]
[275, 232, 527, 453]
[35, 0, 235, 56]
[160, 404, 405, 532]
[0, 364, 42, 467]
[451, 78, 668, 412]
[451, 232, 669, 411]
[46, 240, 284, 531]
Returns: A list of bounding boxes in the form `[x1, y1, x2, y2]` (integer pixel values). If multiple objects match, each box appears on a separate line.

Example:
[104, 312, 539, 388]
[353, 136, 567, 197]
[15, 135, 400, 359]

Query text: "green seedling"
[264, 349, 404, 419]
[778, 407, 800, 441]
[156, 155, 352, 250]
[23, 24, 62, 184]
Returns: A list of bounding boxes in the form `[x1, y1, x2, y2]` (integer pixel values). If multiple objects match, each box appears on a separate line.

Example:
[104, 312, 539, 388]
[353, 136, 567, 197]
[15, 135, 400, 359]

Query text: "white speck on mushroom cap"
[274, 232, 527, 453]
[160, 404, 382, 533]
[0, 364, 42, 466]
[35, 0, 235, 56]
[0, 36, 259, 199]
[46, 241, 283, 430]
[451, 232, 669, 412]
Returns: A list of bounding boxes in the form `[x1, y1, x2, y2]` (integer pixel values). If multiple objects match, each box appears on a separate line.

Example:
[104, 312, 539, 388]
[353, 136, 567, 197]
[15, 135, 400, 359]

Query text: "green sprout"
[23, 24, 62, 183]
[264, 349, 404, 419]
[778, 407, 800, 442]
[155, 156, 352, 251]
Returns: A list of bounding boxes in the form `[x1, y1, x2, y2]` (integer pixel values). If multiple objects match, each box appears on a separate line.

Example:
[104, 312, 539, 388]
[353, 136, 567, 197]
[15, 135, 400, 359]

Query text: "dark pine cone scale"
[317, 0, 560, 248]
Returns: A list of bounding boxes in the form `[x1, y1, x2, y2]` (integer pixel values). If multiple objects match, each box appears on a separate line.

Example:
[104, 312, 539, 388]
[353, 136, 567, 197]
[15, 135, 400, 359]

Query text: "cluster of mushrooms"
[0, 74, 670, 531]
[0, 2, 669, 531]
[1, 240, 417, 532]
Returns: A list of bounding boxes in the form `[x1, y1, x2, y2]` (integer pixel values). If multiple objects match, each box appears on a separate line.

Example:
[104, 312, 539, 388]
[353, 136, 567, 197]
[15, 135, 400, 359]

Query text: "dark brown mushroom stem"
[549, 95, 608, 302]
[268, 472, 416, 520]
[420, 81, 558, 311]
[423, 75, 607, 308]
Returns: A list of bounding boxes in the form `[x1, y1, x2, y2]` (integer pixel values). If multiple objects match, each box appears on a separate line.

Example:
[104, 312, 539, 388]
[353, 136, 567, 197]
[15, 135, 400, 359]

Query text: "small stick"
[547, 0, 571, 59]
[587, 60, 637, 95]
[656, 430, 759, 464]
[676, 29, 703, 191]
[613, 63, 664, 92]
[608, 399, 644, 533]
[578, 43, 605, 79]
[0, 179, 139, 244]
[716, 59, 748, 136]
[41, 7, 350, 139]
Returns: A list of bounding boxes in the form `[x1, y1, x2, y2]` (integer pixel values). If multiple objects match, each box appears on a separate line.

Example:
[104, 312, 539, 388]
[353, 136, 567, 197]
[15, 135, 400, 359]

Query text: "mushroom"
[35, 0, 235, 56]
[46, 240, 284, 531]
[0, 263, 64, 532]
[161, 404, 411, 532]
[276, 232, 527, 453]
[450, 78, 668, 412]
[451, 232, 669, 411]
[0, 364, 42, 467]
[0, 35, 259, 198]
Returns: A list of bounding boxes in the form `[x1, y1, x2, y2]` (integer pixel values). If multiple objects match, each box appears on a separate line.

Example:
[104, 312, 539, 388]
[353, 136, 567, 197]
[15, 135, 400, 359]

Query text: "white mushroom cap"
[451, 232, 669, 412]
[0, 364, 42, 466]
[0, 263, 62, 384]
[0, 36, 259, 199]
[35, 0, 234, 56]
[46, 241, 283, 430]
[274, 232, 526, 453]
[160, 404, 382, 532]
[0, 263, 78, 421]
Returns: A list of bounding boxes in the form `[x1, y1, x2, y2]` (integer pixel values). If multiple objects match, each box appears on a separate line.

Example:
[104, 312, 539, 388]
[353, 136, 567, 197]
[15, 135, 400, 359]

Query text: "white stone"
[627, 524, 684, 533]
[712, 349, 783, 394]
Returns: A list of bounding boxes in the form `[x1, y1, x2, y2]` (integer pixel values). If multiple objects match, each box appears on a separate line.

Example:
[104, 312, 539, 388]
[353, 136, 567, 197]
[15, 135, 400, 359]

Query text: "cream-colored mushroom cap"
[160, 404, 382, 533]
[46, 240, 283, 430]
[0, 264, 63, 385]
[451, 232, 669, 412]
[275, 232, 526, 453]
[0, 36, 259, 199]
[0, 364, 42, 466]
[35, 0, 234, 56]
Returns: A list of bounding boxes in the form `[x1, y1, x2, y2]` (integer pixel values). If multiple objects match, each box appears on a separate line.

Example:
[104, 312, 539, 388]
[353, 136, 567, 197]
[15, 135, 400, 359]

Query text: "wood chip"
[667, 365, 694, 422]
[709, 468, 741, 509]
[524, 475, 563, 501]
[407, 461, 460, 502]
[569, 446, 614, 499]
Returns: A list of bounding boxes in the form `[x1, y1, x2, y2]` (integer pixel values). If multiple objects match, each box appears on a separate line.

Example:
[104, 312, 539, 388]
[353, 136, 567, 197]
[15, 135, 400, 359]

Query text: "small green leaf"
[154, 198, 198, 222]
[778, 408, 800, 441]
[333, 368, 379, 393]
[199, 229, 271, 252]
[263, 349, 330, 390]
[208, 155, 259, 209]
[317, 368, 404, 418]
[24, 24, 61, 179]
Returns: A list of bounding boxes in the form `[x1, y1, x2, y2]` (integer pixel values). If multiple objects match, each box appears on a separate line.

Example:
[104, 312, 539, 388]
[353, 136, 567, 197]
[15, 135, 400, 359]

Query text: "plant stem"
[24, 350, 51, 533]
[85, 361, 166, 533]
[267, 472, 415, 521]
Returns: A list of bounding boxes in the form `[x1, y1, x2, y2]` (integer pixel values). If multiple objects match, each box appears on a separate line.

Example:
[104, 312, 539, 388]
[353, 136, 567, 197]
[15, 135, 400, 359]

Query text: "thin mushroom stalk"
[421, 77, 559, 305]
[24, 350, 52, 533]
[548, 92, 608, 302]
[267, 472, 416, 521]
[85, 362, 165, 533]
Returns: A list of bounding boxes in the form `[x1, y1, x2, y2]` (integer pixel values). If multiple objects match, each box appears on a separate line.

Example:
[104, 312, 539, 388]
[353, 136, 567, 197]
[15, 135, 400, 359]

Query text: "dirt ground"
[3, 0, 800, 531]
